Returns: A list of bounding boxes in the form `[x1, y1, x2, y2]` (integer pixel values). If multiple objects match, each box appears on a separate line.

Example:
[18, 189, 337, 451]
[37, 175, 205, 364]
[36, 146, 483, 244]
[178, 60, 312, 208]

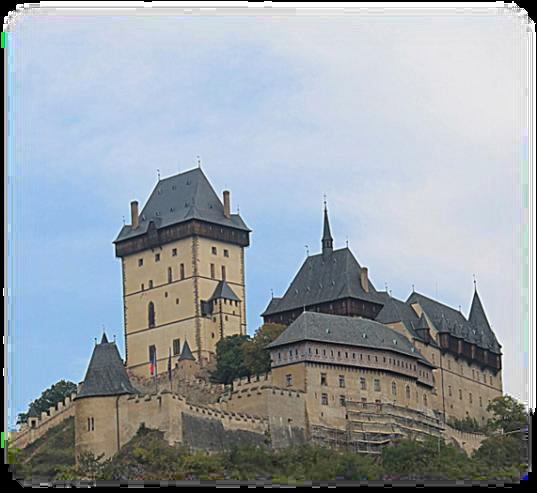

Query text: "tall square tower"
[114, 168, 250, 377]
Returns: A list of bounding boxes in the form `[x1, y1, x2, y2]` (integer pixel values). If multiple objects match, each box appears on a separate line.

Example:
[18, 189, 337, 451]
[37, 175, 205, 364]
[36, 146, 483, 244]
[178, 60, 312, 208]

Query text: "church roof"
[114, 168, 250, 243]
[208, 280, 240, 302]
[262, 247, 385, 316]
[266, 312, 432, 366]
[179, 340, 196, 361]
[406, 291, 501, 353]
[76, 333, 137, 400]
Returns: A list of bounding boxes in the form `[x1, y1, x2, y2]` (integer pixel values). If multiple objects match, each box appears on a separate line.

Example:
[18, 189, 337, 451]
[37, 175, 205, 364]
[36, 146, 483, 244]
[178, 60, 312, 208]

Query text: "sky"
[6, 5, 531, 429]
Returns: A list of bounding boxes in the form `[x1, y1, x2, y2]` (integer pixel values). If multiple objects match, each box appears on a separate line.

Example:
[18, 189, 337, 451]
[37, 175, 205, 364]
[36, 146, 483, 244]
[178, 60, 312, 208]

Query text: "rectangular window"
[221, 265, 226, 280]
[448, 386, 452, 396]
[172, 248, 177, 256]
[479, 396, 482, 407]
[321, 393, 328, 405]
[173, 339, 180, 356]
[155, 253, 160, 262]
[141, 283, 144, 291]
[459, 389, 463, 400]
[210, 264, 215, 279]
[138, 258, 143, 267]
[286, 374, 293, 387]
[339, 395, 346, 407]
[224, 249, 229, 257]
[360, 377, 367, 390]
[469, 393, 473, 404]
[212, 246, 217, 255]
[374, 379, 380, 392]
[149, 280, 153, 289]
[180, 264, 185, 279]
[339, 375, 345, 388]
[320, 373, 327, 386]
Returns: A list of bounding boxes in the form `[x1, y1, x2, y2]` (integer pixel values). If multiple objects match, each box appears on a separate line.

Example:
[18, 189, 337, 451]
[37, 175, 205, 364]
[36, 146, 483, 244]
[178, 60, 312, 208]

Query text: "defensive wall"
[13, 392, 77, 449]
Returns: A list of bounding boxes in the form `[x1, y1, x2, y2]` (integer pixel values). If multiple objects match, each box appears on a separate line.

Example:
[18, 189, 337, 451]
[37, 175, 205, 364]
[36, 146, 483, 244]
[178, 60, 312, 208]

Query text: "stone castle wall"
[13, 392, 77, 450]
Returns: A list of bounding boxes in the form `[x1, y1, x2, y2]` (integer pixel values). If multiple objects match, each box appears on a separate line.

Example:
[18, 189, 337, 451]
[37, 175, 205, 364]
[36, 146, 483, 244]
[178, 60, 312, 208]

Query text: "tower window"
[339, 395, 346, 407]
[221, 265, 226, 280]
[320, 373, 327, 386]
[360, 377, 367, 390]
[339, 375, 345, 388]
[138, 258, 143, 267]
[212, 246, 217, 255]
[286, 374, 293, 386]
[155, 253, 160, 262]
[392, 382, 397, 396]
[173, 339, 180, 356]
[321, 393, 328, 405]
[374, 379, 381, 392]
[176, 298, 179, 305]
[406, 385, 411, 399]
[172, 248, 177, 257]
[180, 264, 185, 279]
[168, 267, 172, 283]
[210, 264, 215, 279]
[224, 249, 229, 257]
[148, 302, 155, 328]
[149, 280, 153, 289]
[141, 283, 144, 291]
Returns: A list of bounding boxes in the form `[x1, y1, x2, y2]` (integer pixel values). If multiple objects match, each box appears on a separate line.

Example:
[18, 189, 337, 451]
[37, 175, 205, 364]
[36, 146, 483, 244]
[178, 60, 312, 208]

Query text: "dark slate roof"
[406, 291, 501, 353]
[262, 297, 282, 314]
[322, 207, 333, 243]
[266, 312, 432, 366]
[179, 340, 195, 361]
[208, 280, 240, 302]
[76, 334, 137, 399]
[417, 313, 430, 330]
[262, 247, 385, 316]
[28, 407, 39, 418]
[114, 168, 250, 243]
[374, 295, 438, 347]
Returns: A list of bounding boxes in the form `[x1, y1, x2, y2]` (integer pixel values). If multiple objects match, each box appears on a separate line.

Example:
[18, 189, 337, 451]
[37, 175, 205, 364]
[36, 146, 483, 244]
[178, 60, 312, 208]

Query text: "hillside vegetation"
[9, 421, 526, 482]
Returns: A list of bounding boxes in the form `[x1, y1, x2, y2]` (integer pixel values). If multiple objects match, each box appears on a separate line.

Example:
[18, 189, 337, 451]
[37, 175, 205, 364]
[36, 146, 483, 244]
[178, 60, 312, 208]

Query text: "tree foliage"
[209, 335, 251, 384]
[242, 323, 286, 377]
[17, 380, 77, 425]
[486, 395, 528, 434]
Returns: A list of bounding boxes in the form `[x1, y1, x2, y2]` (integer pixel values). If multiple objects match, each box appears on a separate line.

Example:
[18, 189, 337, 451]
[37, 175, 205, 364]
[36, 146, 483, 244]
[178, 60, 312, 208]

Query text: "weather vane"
[157, 168, 160, 180]
[197, 155, 201, 168]
[305, 245, 309, 256]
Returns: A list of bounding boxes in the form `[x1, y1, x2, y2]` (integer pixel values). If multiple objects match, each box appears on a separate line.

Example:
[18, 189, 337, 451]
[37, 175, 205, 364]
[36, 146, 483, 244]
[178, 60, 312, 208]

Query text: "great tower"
[114, 167, 250, 376]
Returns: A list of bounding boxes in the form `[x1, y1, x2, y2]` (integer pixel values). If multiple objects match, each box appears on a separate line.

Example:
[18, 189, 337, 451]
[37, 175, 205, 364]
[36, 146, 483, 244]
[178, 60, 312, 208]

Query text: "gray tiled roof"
[266, 311, 432, 366]
[208, 280, 240, 302]
[262, 248, 385, 316]
[406, 291, 500, 353]
[114, 168, 250, 243]
[76, 333, 137, 400]
[468, 289, 500, 352]
[179, 340, 195, 361]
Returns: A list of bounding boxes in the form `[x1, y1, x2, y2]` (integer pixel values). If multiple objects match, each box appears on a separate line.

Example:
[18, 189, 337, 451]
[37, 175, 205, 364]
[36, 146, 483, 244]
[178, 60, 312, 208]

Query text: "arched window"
[168, 267, 172, 283]
[148, 302, 155, 328]
[391, 381, 397, 396]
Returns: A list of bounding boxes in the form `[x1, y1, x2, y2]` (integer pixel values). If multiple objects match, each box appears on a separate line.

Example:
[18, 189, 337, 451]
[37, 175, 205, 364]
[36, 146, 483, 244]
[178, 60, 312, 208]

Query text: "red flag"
[150, 348, 157, 376]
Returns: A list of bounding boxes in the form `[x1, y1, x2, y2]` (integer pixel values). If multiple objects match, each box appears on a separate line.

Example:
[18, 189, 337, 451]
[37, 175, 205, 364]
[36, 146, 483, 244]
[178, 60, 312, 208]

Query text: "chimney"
[130, 200, 139, 229]
[223, 191, 231, 218]
[360, 267, 369, 293]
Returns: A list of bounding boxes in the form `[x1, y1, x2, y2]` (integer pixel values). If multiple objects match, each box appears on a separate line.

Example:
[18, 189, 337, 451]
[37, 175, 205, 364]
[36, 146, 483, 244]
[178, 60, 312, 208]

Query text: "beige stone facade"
[122, 233, 246, 378]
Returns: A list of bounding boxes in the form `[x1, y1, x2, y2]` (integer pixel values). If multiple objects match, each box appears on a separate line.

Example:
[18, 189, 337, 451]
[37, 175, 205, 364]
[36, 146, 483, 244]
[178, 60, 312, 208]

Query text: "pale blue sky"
[7, 8, 530, 429]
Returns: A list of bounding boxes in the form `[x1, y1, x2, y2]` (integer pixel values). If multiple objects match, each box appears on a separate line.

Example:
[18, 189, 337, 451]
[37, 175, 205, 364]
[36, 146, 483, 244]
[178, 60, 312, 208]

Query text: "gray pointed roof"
[417, 313, 430, 330]
[406, 291, 500, 353]
[374, 295, 437, 346]
[179, 340, 195, 361]
[76, 334, 137, 400]
[266, 312, 432, 367]
[208, 280, 240, 302]
[262, 247, 385, 316]
[115, 168, 250, 243]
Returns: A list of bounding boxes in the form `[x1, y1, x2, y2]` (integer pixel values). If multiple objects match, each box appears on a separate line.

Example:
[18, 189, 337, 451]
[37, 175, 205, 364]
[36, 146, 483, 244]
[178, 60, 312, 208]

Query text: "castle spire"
[321, 198, 333, 255]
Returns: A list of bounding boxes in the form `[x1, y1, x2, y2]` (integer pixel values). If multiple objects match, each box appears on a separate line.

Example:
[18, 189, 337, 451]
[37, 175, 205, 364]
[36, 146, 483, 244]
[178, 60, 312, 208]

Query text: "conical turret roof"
[76, 332, 137, 400]
[179, 340, 196, 361]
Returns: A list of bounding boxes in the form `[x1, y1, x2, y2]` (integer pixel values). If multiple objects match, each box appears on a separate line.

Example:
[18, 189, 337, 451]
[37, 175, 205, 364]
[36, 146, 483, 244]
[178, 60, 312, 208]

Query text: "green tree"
[209, 335, 250, 384]
[472, 434, 523, 470]
[486, 395, 528, 433]
[242, 323, 286, 376]
[17, 380, 77, 425]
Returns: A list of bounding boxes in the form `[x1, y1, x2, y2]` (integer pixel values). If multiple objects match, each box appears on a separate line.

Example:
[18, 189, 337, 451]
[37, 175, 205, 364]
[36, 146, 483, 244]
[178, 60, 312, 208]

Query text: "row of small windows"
[87, 417, 95, 432]
[278, 347, 426, 377]
[318, 390, 427, 407]
[448, 386, 489, 407]
[318, 373, 415, 400]
[138, 246, 229, 268]
[140, 265, 186, 291]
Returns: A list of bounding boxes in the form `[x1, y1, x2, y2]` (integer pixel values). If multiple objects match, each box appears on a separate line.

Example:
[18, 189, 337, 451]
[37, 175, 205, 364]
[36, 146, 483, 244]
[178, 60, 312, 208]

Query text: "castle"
[15, 167, 503, 461]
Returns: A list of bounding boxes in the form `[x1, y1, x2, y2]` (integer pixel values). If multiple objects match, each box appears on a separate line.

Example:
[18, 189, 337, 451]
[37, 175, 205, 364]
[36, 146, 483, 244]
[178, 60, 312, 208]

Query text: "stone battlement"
[14, 392, 78, 449]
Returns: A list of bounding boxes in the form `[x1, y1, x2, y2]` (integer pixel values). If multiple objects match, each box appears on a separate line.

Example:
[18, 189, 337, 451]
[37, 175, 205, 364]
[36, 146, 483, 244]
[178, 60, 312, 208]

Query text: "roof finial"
[473, 273, 477, 291]
[113, 334, 116, 343]
[197, 155, 201, 168]
[94, 337, 97, 346]
[385, 282, 388, 292]
[323, 193, 327, 210]
[412, 283, 415, 293]
[305, 244, 309, 257]
[157, 168, 160, 181]
[345, 236, 349, 248]
[122, 215, 125, 225]
[237, 204, 240, 214]
[271, 288, 274, 299]
[321, 196, 333, 254]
